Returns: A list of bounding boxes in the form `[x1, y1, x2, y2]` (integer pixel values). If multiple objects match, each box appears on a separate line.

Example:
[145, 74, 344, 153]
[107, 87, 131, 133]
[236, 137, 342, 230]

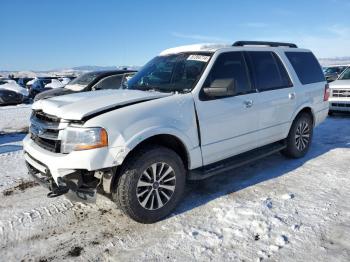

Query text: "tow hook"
[47, 186, 69, 198]
[47, 179, 69, 198]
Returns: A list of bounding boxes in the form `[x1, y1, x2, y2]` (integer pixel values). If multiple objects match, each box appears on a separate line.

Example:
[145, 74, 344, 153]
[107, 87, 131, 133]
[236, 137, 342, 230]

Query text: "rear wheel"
[113, 145, 186, 223]
[281, 113, 313, 158]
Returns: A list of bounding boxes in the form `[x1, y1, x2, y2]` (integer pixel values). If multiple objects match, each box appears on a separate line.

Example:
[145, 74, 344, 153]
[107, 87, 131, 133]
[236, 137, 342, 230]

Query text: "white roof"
[159, 43, 231, 55]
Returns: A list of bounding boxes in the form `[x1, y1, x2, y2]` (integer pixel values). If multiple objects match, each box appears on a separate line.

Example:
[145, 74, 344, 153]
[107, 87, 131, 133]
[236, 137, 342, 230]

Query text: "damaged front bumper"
[24, 151, 114, 201]
[23, 134, 121, 200]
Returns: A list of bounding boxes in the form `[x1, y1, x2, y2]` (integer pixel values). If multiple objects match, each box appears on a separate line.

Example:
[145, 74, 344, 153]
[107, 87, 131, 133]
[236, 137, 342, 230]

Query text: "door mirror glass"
[203, 78, 235, 97]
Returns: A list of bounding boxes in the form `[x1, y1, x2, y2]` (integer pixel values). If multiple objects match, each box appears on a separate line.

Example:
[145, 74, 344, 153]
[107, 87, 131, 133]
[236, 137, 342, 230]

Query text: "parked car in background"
[323, 65, 348, 82]
[0, 89, 24, 105]
[328, 67, 350, 114]
[34, 70, 136, 101]
[0, 79, 29, 105]
[44, 79, 65, 89]
[24, 41, 328, 223]
[18, 77, 34, 88]
[28, 77, 64, 98]
[58, 77, 74, 86]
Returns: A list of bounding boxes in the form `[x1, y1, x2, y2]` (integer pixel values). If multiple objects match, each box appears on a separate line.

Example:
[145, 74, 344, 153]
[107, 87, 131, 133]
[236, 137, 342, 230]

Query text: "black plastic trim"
[188, 140, 286, 180]
[233, 41, 297, 48]
[193, 103, 202, 146]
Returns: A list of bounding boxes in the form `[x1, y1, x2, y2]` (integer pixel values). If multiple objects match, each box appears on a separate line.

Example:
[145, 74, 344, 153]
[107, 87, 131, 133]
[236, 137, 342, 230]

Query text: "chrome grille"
[331, 103, 350, 108]
[29, 111, 65, 153]
[331, 89, 350, 98]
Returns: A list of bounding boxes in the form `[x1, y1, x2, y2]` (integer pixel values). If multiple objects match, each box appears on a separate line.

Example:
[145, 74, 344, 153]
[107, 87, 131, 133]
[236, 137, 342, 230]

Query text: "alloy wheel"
[136, 162, 176, 210]
[295, 121, 310, 151]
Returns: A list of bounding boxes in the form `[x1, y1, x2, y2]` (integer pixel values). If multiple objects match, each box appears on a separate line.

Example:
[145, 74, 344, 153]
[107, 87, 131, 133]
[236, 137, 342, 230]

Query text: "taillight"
[324, 83, 330, 101]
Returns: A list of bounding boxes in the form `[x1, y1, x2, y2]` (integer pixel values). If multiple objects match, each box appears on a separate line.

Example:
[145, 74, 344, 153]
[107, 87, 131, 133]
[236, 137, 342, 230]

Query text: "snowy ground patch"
[0, 104, 31, 133]
[0, 109, 349, 261]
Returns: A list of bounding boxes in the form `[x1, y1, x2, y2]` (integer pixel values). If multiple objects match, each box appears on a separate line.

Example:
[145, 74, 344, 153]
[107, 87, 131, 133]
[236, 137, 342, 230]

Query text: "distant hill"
[0, 65, 141, 78]
[2, 57, 350, 78]
[318, 57, 350, 66]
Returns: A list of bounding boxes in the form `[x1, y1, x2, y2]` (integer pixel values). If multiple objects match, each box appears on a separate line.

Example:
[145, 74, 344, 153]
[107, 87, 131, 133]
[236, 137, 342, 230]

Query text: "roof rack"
[233, 41, 297, 48]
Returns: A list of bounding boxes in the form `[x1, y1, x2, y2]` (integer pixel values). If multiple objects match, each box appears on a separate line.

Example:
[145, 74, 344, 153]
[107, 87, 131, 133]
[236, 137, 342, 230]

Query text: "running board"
[188, 140, 286, 180]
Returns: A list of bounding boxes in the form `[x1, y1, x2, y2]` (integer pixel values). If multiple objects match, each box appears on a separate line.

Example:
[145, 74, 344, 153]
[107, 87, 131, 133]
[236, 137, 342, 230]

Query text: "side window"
[94, 75, 123, 90]
[247, 51, 292, 91]
[204, 52, 251, 96]
[285, 52, 325, 85]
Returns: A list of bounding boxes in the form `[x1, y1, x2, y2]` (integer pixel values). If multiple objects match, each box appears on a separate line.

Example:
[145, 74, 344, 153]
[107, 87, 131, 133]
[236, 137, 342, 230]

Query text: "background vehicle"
[323, 65, 348, 82]
[0, 79, 29, 105]
[58, 77, 74, 86]
[34, 69, 136, 101]
[328, 66, 350, 114]
[24, 41, 328, 223]
[18, 77, 34, 88]
[28, 77, 65, 98]
[0, 89, 25, 105]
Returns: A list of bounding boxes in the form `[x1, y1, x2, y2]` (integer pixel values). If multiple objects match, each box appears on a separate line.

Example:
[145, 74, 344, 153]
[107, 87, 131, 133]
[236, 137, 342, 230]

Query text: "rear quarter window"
[285, 52, 325, 85]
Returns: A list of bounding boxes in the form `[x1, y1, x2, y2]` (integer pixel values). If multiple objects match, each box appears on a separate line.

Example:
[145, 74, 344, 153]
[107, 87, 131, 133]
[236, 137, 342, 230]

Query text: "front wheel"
[113, 145, 186, 223]
[281, 113, 313, 158]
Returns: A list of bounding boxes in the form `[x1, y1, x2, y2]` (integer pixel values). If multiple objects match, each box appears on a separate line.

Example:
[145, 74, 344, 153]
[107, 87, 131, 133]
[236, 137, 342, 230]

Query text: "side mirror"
[203, 78, 235, 98]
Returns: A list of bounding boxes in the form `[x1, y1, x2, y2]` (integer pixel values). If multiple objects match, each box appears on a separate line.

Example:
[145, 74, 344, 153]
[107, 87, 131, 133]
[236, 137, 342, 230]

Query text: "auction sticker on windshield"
[187, 55, 210, 62]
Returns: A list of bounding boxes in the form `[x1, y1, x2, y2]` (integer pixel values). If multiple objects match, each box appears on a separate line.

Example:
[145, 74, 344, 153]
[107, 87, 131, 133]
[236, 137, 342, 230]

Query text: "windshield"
[338, 67, 350, 80]
[127, 53, 211, 93]
[325, 66, 346, 74]
[66, 71, 104, 91]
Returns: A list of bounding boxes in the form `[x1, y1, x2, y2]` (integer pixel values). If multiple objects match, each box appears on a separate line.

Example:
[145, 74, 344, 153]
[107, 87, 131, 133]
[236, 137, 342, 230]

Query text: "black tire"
[281, 113, 313, 158]
[328, 110, 333, 116]
[112, 145, 186, 223]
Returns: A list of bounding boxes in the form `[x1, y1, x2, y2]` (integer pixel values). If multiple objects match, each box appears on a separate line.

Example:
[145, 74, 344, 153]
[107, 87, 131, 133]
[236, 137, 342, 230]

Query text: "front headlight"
[60, 127, 108, 154]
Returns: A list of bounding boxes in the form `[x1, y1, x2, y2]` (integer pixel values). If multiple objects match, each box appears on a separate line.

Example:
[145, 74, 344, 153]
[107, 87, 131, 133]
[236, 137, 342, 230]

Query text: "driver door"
[194, 51, 259, 165]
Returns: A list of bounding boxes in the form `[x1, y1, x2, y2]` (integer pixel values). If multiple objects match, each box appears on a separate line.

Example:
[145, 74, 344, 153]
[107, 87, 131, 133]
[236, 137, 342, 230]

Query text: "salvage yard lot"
[0, 107, 349, 261]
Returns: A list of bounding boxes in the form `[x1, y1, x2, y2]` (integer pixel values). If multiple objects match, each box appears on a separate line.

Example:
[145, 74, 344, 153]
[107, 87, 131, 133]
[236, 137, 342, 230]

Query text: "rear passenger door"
[195, 51, 259, 165]
[246, 51, 295, 146]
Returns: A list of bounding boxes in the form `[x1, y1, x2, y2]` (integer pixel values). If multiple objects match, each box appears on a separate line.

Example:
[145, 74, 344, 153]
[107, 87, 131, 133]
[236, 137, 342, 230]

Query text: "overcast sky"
[1, 0, 350, 70]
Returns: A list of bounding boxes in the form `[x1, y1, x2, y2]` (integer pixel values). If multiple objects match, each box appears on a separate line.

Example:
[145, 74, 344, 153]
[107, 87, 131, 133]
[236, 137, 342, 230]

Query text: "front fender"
[111, 126, 202, 170]
[125, 126, 196, 151]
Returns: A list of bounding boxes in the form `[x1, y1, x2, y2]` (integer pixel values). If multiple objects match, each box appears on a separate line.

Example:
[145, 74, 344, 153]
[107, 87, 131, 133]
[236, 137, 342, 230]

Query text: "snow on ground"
[0, 106, 349, 261]
[0, 104, 31, 133]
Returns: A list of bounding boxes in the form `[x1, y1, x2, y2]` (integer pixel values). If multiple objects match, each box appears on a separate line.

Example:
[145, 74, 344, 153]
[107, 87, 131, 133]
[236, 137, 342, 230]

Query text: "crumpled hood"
[32, 89, 172, 120]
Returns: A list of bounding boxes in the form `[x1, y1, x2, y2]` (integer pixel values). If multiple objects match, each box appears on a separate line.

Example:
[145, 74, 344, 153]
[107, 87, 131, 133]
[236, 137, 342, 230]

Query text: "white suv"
[23, 41, 329, 223]
[328, 66, 350, 114]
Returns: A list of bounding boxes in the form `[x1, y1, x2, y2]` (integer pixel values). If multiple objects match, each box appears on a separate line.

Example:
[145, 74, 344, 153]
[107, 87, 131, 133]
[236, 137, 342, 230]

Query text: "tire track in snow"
[0, 149, 23, 158]
[0, 198, 92, 246]
[0, 150, 30, 190]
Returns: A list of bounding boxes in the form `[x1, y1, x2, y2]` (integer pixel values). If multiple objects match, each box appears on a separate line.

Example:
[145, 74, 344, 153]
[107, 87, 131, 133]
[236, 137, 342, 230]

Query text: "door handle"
[244, 99, 253, 108]
[289, 92, 296, 100]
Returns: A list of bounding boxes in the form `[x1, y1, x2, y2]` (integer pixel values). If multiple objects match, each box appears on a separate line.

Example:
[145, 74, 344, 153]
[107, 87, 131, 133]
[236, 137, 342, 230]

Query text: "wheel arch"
[127, 133, 191, 170]
[110, 132, 192, 197]
[292, 106, 315, 126]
